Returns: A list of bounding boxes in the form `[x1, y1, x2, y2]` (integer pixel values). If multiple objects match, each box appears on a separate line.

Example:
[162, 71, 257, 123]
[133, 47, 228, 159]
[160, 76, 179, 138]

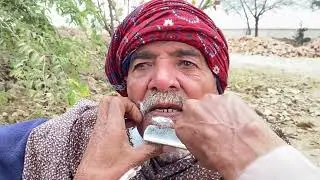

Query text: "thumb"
[131, 143, 163, 164]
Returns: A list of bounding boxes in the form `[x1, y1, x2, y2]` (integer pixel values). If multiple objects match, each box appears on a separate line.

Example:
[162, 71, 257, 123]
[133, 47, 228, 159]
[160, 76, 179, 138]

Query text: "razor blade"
[143, 116, 186, 149]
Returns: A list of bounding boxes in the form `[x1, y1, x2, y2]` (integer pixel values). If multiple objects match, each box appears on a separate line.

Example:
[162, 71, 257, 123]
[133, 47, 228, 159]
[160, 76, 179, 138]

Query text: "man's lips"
[146, 109, 181, 118]
[139, 102, 183, 133]
[146, 103, 182, 116]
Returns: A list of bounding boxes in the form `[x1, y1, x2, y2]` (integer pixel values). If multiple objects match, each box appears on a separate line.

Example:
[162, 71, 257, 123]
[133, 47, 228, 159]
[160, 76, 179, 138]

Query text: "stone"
[228, 36, 320, 58]
[296, 122, 315, 130]
[264, 108, 273, 116]
[2, 112, 8, 117]
[267, 88, 278, 95]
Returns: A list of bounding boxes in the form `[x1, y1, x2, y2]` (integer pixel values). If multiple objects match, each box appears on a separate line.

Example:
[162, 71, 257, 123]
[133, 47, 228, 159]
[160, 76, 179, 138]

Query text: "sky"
[208, 6, 320, 29]
[50, 1, 320, 29]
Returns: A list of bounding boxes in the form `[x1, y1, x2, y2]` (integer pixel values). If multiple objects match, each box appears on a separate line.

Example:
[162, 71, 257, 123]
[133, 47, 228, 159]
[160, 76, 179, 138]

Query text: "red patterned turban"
[105, 0, 229, 96]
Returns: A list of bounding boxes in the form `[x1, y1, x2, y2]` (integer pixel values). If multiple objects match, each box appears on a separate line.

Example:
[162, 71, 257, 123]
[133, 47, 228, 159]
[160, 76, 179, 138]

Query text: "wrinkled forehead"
[131, 41, 205, 61]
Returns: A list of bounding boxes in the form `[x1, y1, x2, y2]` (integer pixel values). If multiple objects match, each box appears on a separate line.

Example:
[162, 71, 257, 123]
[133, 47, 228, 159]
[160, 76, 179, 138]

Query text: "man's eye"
[178, 60, 197, 68]
[134, 62, 151, 70]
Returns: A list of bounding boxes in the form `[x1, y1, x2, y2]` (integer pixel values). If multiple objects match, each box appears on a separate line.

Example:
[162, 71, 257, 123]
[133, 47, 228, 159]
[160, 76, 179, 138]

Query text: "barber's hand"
[174, 94, 286, 180]
[75, 96, 161, 180]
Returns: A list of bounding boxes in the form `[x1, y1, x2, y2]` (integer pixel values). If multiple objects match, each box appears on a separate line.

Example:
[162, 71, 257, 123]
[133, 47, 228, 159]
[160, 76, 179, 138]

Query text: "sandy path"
[230, 53, 320, 77]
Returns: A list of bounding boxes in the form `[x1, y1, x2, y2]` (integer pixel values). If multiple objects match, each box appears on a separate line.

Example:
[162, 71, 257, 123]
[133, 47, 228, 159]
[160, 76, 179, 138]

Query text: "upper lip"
[147, 103, 183, 113]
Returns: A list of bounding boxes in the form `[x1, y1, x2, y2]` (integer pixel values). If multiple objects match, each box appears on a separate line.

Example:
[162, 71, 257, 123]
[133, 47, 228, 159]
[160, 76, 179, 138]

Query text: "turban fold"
[105, 0, 229, 96]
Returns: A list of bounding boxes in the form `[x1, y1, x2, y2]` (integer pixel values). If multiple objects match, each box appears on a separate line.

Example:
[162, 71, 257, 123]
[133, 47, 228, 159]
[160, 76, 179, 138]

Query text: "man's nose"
[148, 64, 180, 92]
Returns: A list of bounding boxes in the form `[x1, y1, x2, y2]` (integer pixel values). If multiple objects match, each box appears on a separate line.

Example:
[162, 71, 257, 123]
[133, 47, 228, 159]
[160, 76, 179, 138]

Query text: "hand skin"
[74, 96, 162, 180]
[174, 93, 286, 180]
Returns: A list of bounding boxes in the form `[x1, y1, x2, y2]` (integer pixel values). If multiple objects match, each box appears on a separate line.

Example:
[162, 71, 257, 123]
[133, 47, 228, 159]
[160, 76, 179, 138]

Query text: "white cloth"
[238, 145, 320, 180]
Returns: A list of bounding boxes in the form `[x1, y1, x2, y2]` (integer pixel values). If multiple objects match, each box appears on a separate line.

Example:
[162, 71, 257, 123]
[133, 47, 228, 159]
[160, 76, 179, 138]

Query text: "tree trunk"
[127, 0, 130, 16]
[246, 22, 252, 35]
[244, 12, 251, 35]
[198, 0, 205, 8]
[239, 0, 251, 35]
[107, 0, 115, 36]
[254, 16, 259, 37]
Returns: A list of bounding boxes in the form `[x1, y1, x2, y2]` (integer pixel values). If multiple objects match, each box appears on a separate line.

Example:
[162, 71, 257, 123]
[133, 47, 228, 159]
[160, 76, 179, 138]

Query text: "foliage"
[312, 0, 320, 9]
[0, 91, 9, 107]
[45, 0, 121, 35]
[293, 24, 311, 46]
[0, 0, 106, 116]
[191, 0, 220, 10]
[67, 78, 91, 106]
[199, 0, 220, 10]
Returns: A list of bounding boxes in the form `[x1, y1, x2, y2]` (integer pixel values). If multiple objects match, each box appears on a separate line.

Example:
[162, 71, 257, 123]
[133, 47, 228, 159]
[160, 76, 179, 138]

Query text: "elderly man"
[1, 0, 320, 180]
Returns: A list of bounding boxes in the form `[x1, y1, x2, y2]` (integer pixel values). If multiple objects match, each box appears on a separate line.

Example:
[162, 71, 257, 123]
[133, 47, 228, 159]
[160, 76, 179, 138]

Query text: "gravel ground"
[229, 53, 320, 166]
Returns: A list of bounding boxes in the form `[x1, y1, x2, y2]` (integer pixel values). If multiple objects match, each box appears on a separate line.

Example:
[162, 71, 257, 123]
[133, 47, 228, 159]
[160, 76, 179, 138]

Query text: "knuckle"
[204, 93, 218, 101]
[99, 96, 112, 106]
[112, 96, 122, 104]
[100, 96, 124, 109]
[183, 99, 199, 110]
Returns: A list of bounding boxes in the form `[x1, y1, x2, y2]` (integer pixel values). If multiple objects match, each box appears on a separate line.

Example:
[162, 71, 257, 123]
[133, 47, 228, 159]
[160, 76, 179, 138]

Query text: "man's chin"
[162, 145, 186, 153]
[155, 146, 190, 165]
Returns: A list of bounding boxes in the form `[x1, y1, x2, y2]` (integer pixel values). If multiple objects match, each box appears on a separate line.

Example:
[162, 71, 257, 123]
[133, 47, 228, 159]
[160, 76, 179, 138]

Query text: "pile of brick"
[227, 36, 320, 58]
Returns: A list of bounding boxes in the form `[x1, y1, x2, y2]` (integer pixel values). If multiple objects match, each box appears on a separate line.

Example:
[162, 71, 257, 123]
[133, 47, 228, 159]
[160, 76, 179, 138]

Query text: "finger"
[122, 99, 143, 124]
[174, 98, 199, 124]
[107, 97, 142, 130]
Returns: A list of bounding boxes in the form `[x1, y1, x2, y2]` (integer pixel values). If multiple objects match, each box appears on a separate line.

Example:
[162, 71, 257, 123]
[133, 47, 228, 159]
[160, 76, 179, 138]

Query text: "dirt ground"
[229, 67, 320, 166]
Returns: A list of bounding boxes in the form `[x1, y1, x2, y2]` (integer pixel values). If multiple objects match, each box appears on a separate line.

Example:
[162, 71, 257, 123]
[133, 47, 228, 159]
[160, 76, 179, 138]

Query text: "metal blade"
[143, 124, 186, 149]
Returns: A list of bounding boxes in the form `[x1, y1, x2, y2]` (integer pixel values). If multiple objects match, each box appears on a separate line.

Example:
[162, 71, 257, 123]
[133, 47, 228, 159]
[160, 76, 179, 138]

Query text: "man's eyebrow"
[131, 51, 157, 61]
[170, 49, 201, 58]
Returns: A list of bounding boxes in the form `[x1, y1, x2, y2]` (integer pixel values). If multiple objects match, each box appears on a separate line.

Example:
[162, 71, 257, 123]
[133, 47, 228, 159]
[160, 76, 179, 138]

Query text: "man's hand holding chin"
[174, 93, 287, 180]
[74, 96, 162, 180]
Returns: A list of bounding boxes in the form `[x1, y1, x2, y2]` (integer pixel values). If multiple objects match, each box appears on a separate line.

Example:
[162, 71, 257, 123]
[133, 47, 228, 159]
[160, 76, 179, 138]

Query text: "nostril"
[148, 76, 180, 92]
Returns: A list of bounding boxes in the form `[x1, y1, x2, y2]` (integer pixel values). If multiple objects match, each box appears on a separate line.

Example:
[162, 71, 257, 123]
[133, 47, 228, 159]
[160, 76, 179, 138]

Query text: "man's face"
[126, 41, 218, 134]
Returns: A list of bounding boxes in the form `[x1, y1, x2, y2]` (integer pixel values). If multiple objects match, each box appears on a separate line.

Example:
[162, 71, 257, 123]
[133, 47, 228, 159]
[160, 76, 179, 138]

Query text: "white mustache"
[138, 90, 184, 116]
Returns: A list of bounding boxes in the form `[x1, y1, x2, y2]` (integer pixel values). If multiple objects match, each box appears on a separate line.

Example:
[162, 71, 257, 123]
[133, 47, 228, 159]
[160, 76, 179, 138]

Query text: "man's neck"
[153, 149, 190, 166]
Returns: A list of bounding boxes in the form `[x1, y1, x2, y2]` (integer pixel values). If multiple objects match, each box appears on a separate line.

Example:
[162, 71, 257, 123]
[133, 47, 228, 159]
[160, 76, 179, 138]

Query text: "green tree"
[191, 0, 220, 10]
[0, 0, 107, 111]
[311, 0, 320, 9]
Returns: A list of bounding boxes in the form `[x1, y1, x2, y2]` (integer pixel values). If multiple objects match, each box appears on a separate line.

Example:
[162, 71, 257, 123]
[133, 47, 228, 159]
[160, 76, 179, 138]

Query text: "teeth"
[157, 109, 176, 113]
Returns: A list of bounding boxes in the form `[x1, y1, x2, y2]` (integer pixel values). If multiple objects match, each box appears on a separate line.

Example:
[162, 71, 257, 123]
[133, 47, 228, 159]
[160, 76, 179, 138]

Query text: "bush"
[293, 24, 311, 46]
[0, 0, 107, 121]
